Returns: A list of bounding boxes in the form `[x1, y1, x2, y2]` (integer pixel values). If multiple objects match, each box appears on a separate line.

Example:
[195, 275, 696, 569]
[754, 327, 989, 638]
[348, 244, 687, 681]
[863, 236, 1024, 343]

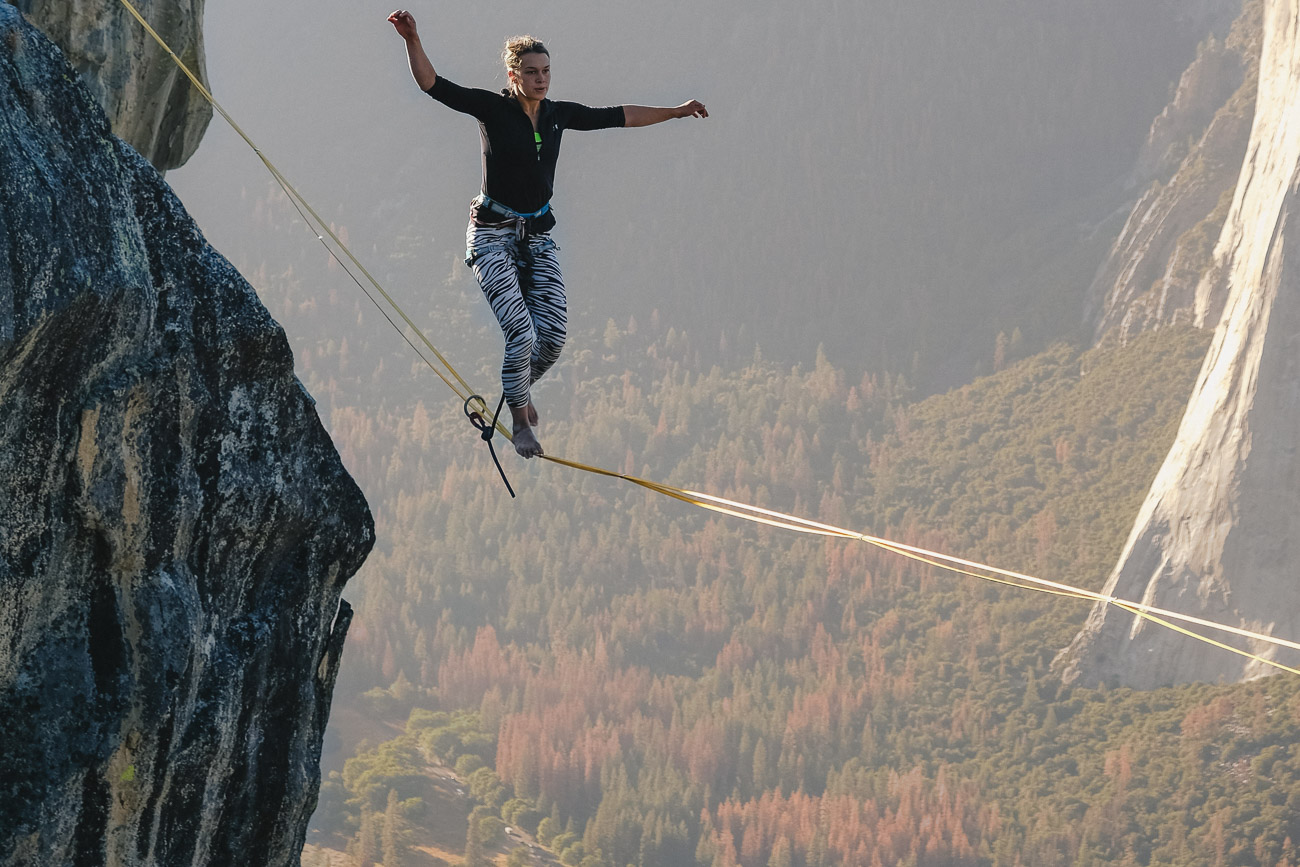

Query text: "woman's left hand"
[624, 102, 710, 127]
[676, 100, 709, 119]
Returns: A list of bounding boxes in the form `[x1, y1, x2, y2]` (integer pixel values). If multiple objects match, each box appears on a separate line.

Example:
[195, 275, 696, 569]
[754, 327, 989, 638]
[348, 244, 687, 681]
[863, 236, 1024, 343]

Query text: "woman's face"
[511, 52, 550, 100]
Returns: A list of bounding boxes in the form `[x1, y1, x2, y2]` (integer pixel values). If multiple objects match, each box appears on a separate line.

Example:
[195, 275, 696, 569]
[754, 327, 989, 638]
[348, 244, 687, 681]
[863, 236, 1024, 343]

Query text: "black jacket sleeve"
[425, 76, 498, 120]
[553, 101, 626, 131]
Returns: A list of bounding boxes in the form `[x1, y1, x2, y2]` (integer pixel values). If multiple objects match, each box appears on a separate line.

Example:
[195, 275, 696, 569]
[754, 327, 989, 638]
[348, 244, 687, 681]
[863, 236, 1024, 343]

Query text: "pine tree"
[355, 807, 381, 867]
[768, 836, 794, 867]
[462, 811, 490, 867]
[381, 788, 408, 867]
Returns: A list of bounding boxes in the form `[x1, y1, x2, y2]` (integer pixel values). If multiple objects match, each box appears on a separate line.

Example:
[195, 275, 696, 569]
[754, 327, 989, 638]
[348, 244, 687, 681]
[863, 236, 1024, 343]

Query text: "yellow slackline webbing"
[114, 0, 495, 426]
[118, 0, 1300, 679]
[547, 455, 1300, 675]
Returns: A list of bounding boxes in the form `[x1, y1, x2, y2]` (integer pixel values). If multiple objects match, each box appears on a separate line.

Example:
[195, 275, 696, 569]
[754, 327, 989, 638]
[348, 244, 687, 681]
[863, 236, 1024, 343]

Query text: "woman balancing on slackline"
[389, 10, 708, 458]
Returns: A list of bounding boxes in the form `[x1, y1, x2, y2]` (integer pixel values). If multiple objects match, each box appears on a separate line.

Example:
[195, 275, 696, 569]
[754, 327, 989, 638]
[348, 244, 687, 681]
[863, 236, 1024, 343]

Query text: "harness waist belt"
[473, 193, 550, 220]
[470, 194, 551, 242]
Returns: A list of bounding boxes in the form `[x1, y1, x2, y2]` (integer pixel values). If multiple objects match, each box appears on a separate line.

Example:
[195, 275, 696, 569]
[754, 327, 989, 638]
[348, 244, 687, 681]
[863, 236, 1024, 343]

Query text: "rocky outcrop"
[1088, 2, 1260, 344]
[0, 8, 372, 865]
[7, 0, 211, 170]
[1060, 0, 1300, 688]
[1132, 32, 1248, 185]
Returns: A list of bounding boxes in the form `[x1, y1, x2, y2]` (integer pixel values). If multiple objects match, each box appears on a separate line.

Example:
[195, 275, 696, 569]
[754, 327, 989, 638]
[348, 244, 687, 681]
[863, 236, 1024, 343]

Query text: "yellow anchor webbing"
[113, 0, 492, 422]
[116, 0, 1300, 679]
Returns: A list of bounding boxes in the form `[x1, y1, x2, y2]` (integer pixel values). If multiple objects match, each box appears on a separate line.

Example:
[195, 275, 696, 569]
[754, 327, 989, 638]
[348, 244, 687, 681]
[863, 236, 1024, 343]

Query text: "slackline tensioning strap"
[117, 0, 1300, 679]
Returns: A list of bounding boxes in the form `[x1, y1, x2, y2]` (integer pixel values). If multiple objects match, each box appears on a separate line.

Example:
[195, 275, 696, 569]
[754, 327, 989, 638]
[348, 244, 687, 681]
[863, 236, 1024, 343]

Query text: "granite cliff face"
[1061, 0, 1300, 688]
[1088, 2, 1260, 343]
[7, 0, 211, 170]
[0, 7, 372, 865]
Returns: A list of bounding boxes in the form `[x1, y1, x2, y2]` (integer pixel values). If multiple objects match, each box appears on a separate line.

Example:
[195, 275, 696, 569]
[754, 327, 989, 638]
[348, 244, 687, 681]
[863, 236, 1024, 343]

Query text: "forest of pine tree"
[265, 253, 1300, 867]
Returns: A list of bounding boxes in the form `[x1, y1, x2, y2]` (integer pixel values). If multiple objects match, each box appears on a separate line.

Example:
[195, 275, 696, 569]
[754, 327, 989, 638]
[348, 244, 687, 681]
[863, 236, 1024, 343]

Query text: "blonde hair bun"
[502, 35, 549, 74]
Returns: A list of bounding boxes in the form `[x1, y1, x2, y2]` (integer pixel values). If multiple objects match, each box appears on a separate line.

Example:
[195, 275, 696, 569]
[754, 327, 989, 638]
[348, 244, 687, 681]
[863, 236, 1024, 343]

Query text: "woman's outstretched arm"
[388, 10, 438, 90]
[623, 101, 709, 127]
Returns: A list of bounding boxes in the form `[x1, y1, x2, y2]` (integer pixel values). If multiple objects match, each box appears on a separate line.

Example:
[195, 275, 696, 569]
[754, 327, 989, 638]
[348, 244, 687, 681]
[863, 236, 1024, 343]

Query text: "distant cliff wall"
[1061, 0, 1300, 688]
[0, 8, 372, 865]
[6, 0, 211, 170]
[1087, 1, 1260, 343]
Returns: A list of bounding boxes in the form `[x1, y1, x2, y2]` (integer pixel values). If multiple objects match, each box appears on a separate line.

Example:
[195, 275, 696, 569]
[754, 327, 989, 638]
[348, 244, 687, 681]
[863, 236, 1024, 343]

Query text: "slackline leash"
[118, 0, 1300, 679]
[464, 394, 515, 497]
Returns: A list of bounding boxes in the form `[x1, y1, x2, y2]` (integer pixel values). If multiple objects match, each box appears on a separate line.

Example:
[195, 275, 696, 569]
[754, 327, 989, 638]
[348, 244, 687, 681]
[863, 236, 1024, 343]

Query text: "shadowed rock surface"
[1061, 0, 1300, 688]
[0, 7, 372, 865]
[6, 0, 211, 170]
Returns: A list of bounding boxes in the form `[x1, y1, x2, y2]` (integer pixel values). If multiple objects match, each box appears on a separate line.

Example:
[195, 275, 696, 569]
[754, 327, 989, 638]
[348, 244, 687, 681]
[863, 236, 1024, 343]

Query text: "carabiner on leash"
[465, 394, 516, 498]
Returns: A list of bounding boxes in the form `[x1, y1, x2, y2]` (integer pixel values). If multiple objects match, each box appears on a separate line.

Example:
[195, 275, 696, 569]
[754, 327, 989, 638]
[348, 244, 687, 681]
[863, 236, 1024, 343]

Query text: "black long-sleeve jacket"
[426, 76, 625, 233]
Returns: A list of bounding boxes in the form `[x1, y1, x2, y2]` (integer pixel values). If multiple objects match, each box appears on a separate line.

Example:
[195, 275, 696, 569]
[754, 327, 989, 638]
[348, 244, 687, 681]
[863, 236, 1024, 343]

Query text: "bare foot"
[526, 400, 539, 427]
[510, 404, 544, 458]
[513, 424, 544, 459]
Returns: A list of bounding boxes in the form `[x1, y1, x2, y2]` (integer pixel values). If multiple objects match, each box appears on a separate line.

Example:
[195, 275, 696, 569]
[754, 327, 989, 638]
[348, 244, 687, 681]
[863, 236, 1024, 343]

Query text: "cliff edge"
[1061, 0, 1300, 688]
[0, 8, 373, 865]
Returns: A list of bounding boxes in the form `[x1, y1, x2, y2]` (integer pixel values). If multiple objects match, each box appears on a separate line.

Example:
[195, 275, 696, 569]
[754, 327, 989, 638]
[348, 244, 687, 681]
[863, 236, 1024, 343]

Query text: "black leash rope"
[465, 394, 516, 498]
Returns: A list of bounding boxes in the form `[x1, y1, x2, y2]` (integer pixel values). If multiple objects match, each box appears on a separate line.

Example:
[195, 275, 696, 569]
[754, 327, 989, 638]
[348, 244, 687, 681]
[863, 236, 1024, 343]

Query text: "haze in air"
[172, 0, 1213, 390]
[162, 2, 1300, 866]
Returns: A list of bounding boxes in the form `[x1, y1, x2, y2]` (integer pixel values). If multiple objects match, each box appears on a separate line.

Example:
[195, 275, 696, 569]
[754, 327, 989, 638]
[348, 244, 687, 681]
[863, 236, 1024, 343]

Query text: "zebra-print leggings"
[466, 224, 567, 409]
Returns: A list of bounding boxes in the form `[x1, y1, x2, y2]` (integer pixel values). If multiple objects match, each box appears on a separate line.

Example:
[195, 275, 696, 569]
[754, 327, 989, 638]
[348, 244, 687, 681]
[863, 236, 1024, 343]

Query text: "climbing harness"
[465, 195, 555, 271]
[117, 0, 1300, 679]
[470, 192, 551, 240]
[464, 393, 515, 497]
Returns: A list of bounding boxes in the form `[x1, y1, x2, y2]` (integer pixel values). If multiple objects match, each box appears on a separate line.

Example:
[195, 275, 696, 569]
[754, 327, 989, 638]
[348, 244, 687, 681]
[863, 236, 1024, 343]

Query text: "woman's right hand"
[388, 10, 419, 41]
